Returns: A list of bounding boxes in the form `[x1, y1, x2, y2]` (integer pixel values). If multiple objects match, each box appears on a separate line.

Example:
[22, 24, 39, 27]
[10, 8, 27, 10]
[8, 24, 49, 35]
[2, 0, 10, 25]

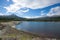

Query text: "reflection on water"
[16, 21, 60, 38]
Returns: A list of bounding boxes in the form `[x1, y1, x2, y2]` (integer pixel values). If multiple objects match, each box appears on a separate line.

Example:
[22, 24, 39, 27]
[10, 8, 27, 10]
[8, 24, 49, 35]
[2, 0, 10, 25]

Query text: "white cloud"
[40, 11, 46, 16]
[4, 0, 60, 13]
[12, 0, 60, 9]
[23, 16, 45, 18]
[47, 6, 60, 17]
[15, 10, 27, 16]
[4, 4, 22, 13]
[0, 13, 12, 16]
[20, 9, 29, 12]
[0, 13, 5, 16]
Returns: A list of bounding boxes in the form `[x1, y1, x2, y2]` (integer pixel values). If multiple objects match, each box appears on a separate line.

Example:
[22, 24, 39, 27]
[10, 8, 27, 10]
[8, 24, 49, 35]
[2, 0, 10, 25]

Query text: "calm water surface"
[16, 21, 60, 38]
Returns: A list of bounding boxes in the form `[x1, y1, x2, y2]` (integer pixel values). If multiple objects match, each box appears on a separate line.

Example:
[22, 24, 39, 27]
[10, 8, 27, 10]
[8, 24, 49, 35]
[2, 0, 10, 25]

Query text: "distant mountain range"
[0, 14, 60, 21]
[0, 14, 26, 21]
[27, 15, 60, 21]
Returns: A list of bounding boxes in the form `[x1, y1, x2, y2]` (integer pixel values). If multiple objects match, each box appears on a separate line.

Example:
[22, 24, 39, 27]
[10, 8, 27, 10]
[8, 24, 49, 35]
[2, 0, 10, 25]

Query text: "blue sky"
[0, 0, 60, 18]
